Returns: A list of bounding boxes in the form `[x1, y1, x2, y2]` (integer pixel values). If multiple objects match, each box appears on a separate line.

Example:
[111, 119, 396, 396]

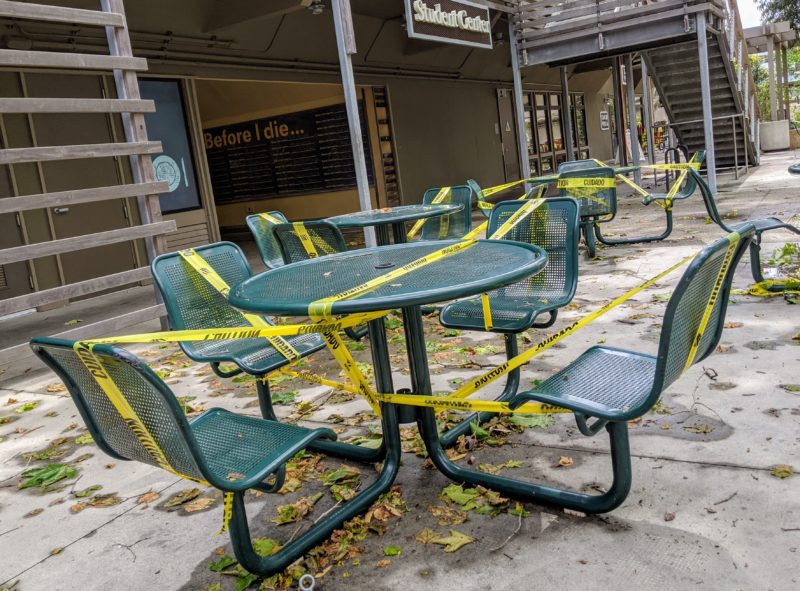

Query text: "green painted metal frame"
[690, 168, 800, 291]
[437, 198, 580, 446]
[29, 336, 401, 576]
[418, 227, 756, 513]
[420, 185, 474, 239]
[558, 166, 617, 258]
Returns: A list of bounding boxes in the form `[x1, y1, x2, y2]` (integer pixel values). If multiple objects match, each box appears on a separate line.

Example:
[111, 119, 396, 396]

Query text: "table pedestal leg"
[391, 222, 407, 244]
[399, 305, 431, 424]
[375, 224, 391, 247]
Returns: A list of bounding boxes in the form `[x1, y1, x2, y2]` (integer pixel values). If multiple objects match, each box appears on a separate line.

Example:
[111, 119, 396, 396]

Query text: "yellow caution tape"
[682, 232, 740, 372]
[481, 178, 530, 198]
[739, 278, 800, 297]
[481, 292, 492, 331]
[79, 311, 390, 345]
[443, 252, 696, 402]
[477, 200, 494, 210]
[179, 249, 301, 362]
[640, 162, 702, 171]
[258, 212, 284, 225]
[407, 186, 452, 239]
[320, 329, 382, 416]
[463, 186, 543, 240]
[276, 367, 360, 394]
[488, 198, 545, 240]
[307, 239, 478, 318]
[556, 178, 616, 190]
[616, 173, 650, 197]
[376, 392, 571, 414]
[219, 492, 234, 534]
[292, 222, 320, 258]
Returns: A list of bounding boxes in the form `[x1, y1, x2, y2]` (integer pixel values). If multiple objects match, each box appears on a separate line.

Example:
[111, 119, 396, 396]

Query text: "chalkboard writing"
[204, 102, 373, 204]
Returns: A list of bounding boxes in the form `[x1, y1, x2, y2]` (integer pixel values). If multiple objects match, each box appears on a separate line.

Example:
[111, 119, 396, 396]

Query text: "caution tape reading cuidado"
[406, 186, 451, 239]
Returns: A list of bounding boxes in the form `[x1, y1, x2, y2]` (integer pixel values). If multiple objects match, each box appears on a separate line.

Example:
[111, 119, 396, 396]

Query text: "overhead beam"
[203, 0, 312, 34]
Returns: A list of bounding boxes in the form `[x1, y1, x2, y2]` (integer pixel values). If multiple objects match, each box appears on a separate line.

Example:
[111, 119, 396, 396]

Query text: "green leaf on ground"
[74, 485, 102, 498]
[440, 484, 479, 506]
[507, 414, 554, 429]
[384, 546, 402, 556]
[270, 391, 297, 405]
[253, 537, 281, 556]
[14, 402, 38, 414]
[18, 464, 77, 491]
[431, 530, 474, 552]
[74, 433, 94, 445]
[780, 384, 800, 393]
[208, 555, 237, 572]
[770, 464, 794, 479]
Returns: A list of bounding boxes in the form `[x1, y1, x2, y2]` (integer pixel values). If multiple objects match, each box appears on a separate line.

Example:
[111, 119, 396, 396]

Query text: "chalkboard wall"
[204, 102, 374, 204]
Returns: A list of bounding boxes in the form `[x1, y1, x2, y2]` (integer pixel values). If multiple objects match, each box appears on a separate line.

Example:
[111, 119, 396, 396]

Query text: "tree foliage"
[756, 0, 800, 34]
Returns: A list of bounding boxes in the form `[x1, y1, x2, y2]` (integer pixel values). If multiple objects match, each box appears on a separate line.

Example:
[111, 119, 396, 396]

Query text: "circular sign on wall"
[152, 155, 182, 192]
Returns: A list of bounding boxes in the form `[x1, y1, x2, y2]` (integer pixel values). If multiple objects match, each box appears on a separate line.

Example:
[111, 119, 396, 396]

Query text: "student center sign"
[406, 0, 493, 49]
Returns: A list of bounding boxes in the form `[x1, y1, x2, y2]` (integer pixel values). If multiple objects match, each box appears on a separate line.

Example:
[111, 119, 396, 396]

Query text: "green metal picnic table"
[229, 238, 548, 428]
[789, 163, 800, 175]
[326, 203, 463, 246]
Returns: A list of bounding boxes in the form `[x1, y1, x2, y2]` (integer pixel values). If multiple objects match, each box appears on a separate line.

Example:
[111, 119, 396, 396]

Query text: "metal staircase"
[644, 32, 757, 169]
[512, 0, 761, 180]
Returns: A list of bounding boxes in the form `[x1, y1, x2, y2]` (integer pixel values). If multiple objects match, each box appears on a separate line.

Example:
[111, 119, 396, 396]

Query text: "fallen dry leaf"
[183, 497, 216, 513]
[556, 456, 574, 468]
[46, 383, 66, 393]
[137, 491, 161, 505]
[376, 559, 391, 568]
[723, 322, 743, 329]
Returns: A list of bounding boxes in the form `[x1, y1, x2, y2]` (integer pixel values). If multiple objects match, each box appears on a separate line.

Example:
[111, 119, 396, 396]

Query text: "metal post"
[641, 57, 655, 191]
[696, 12, 717, 194]
[744, 73, 749, 117]
[732, 117, 738, 179]
[624, 54, 641, 184]
[560, 66, 575, 161]
[781, 44, 790, 120]
[331, 0, 376, 247]
[742, 114, 749, 174]
[509, 20, 531, 179]
[767, 35, 777, 121]
[737, 39, 743, 92]
[611, 57, 626, 165]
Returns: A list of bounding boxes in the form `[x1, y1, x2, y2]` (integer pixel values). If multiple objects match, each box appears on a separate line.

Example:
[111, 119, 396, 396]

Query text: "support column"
[641, 57, 655, 166]
[611, 57, 626, 165]
[332, 0, 376, 247]
[767, 35, 777, 121]
[696, 12, 717, 194]
[560, 66, 575, 161]
[737, 39, 743, 92]
[624, 54, 641, 183]
[509, 20, 531, 179]
[781, 44, 790, 120]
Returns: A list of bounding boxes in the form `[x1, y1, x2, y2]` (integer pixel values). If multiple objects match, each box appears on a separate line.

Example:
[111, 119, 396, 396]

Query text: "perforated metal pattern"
[420, 186, 473, 240]
[528, 347, 657, 417]
[272, 221, 346, 263]
[558, 167, 616, 218]
[557, 159, 599, 173]
[440, 199, 579, 332]
[191, 409, 326, 483]
[659, 244, 729, 389]
[153, 244, 323, 374]
[326, 204, 463, 228]
[231, 240, 547, 316]
[245, 212, 289, 269]
[45, 346, 205, 480]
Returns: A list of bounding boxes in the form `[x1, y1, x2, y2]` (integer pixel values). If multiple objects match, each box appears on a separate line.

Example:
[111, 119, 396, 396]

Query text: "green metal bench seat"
[151, 242, 377, 461]
[418, 226, 756, 513]
[437, 198, 580, 447]
[440, 198, 580, 333]
[30, 337, 400, 576]
[557, 159, 601, 173]
[558, 166, 617, 258]
[419, 185, 474, 240]
[690, 168, 800, 290]
[245, 211, 289, 269]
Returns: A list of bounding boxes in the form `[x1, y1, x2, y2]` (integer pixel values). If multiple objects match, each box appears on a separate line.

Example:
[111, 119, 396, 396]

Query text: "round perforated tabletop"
[230, 239, 547, 316]
[325, 204, 463, 229]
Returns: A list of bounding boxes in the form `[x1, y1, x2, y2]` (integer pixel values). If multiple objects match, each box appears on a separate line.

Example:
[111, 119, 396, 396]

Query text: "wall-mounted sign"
[405, 0, 492, 49]
[140, 79, 202, 214]
[600, 111, 610, 131]
[203, 102, 373, 204]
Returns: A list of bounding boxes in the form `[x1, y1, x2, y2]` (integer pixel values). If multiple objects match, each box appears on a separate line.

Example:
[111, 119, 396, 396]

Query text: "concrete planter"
[759, 119, 790, 151]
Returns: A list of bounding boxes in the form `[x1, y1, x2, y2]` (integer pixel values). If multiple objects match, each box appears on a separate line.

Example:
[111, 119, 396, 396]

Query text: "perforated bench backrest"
[272, 220, 347, 263]
[151, 242, 255, 331]
[558, 159, 600, 173]
[420, 185, 473, 239]
[30, 338, 205, 481]
[487, 198, 580, 298]
[246, 211, 289, 269]
[669, 150, 706, 199]
[652, 225, 754, 400]
[558, 166, 617, 219]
